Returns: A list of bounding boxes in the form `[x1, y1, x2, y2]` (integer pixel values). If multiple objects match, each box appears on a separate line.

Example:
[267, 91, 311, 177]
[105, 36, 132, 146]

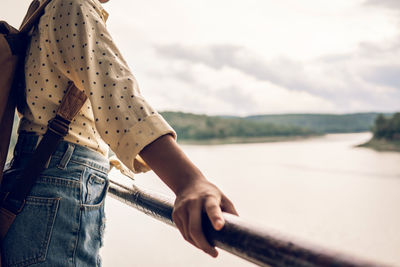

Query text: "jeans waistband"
[13, 133, 110, 174]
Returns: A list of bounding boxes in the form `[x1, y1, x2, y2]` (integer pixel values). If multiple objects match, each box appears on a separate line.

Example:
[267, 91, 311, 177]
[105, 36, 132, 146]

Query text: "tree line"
[373, 113, 400, 140]
[161, 112, 314, 140]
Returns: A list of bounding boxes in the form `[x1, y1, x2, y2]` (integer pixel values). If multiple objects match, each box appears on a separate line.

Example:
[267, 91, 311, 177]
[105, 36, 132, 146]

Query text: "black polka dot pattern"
[20, 0, 176, 173]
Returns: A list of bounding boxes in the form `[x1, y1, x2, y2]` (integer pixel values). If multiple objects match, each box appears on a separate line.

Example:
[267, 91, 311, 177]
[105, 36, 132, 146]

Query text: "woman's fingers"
[172, 205, 195, 247]
[204, 197, 225, 231]
[221, 195, 239, 216]
[172, 182, 238, 258]
[172, 213, 185, 238]
[187, 199, 218, 257]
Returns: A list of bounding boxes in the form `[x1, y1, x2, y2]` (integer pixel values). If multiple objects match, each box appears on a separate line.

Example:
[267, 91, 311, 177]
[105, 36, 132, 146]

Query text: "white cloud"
[103, 0, 400, 115]
[1, 0, 399, 115]
[140, 57, 337, 115]
[152, 41, 400, 114]
[364, 0, 400, 10]
[105, 0, 398, 60]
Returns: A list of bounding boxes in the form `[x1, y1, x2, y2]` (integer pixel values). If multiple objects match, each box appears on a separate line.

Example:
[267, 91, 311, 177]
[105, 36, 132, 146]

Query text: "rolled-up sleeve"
[43, 0, 176, 172]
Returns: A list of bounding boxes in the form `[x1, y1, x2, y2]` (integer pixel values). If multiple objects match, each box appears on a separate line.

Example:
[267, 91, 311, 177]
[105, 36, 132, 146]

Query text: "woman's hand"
[139, 134, 238, 257]
[172, 178, 238, 257]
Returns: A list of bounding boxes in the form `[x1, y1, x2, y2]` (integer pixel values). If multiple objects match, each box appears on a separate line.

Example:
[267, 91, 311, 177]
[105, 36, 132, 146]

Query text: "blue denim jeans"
[1, 133, 110, 267]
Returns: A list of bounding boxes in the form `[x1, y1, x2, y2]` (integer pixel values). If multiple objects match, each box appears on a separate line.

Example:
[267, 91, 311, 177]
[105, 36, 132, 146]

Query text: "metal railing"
[108, 180, 387, 267]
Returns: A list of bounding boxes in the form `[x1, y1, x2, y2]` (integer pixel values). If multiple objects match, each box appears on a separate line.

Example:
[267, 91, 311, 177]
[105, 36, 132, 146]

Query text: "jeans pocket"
[79, 176, 109, 265]
[82, 174, 109, 208]
[2, 196, 60, 267]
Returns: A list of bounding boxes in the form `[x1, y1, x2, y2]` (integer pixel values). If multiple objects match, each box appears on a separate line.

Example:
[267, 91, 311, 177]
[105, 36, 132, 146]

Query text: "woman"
[1, 0, 237, 265]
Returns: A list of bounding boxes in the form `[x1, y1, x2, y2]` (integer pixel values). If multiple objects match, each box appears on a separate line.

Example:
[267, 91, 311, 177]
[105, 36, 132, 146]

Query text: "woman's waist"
[12, 132, 110, 174]
[18, 118, 109, 159]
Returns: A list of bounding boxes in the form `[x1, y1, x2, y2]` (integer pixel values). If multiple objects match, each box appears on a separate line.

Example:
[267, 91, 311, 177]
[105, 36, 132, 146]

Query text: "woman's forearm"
[139, 134, 205, 195]
[139, 134, 238, 257]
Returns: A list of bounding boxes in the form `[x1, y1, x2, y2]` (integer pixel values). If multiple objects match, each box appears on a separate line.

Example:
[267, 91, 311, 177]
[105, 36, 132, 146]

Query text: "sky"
[2, 0, 400, 116]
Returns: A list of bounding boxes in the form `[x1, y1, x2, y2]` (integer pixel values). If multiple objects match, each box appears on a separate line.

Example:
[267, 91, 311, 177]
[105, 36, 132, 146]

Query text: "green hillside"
[359, 113, 400, 152]
[245, 113, 383, 133]
[160, 111, 315, 142]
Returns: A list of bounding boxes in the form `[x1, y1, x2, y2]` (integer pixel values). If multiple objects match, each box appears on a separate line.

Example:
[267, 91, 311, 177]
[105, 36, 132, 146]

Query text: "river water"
[101, 133, 400, 266]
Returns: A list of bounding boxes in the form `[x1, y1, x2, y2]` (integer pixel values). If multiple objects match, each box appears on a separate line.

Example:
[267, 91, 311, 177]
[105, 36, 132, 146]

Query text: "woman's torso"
[18, 0, 109, 156]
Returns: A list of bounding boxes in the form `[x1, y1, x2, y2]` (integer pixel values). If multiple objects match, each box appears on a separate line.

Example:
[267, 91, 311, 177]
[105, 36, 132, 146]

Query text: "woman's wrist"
[140, 134, 238, 257]
[173, 172, 208, 196]
[139, 134, 207, 195]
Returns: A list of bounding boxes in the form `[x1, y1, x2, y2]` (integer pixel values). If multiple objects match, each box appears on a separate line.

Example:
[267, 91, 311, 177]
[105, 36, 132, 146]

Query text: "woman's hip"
[1, 133, 110, 267]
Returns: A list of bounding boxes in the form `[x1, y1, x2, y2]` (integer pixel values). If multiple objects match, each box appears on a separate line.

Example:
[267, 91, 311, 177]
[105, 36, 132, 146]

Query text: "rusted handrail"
[107, 180, 388, 267]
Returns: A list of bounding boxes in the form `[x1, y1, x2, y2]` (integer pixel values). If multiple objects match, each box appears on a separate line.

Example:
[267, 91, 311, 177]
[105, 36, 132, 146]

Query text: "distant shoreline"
[357, 138, 400, 152]
[176, 135, 320, 145]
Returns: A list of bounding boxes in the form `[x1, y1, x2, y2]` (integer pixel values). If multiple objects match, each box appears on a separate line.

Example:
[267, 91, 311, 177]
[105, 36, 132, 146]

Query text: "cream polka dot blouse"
[19, 0, 176, 174]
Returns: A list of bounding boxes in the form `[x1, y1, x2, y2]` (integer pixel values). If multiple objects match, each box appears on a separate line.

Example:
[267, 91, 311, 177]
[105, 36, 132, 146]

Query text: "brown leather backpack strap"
[0, 0, 52, 179]
[0, 83, 87, 241]
[19, 0, 40, 31]
[0, 0, 57, 246]
[19, 0, 52, 33]
[0, 31, 18, 186]
[55, 83, 88, 121]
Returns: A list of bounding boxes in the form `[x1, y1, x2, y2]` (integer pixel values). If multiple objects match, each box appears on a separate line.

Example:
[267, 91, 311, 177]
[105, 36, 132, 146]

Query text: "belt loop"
[57, 143, 75, 170]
